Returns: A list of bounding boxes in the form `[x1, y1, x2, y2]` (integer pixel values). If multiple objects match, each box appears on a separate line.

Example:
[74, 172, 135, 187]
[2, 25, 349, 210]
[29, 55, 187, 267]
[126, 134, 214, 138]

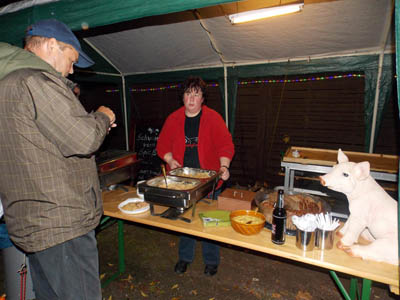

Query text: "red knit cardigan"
[156, 105, 234, 186]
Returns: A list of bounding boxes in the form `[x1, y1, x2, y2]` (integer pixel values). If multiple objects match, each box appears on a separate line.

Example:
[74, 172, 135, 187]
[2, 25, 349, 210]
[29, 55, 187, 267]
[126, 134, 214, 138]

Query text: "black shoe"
[174, 261, 189, 274]
[204, 264, 218, 276]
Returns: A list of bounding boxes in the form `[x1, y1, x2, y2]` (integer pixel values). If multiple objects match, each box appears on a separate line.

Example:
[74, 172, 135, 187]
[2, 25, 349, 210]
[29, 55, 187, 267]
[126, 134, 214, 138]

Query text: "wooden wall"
[130, 82, 224, 132]
[231, 73, 368, 187]
[78, 73, 399, 188]
[375, 92, 400, 155]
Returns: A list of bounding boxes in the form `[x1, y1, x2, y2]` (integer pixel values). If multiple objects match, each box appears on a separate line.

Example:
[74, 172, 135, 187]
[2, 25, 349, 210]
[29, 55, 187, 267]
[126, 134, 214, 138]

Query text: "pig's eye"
[342, 172, 349, 177]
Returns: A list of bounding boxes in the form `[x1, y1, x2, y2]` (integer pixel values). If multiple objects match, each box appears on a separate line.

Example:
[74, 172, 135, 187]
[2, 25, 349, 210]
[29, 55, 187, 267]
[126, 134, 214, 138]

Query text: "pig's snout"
[319, 176, 326, 186]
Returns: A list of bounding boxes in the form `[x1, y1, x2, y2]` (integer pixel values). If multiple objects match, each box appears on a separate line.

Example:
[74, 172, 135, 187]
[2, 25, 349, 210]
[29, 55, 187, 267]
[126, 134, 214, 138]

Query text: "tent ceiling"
[80, 0, 393, 76]
[0, 0, 394, 77]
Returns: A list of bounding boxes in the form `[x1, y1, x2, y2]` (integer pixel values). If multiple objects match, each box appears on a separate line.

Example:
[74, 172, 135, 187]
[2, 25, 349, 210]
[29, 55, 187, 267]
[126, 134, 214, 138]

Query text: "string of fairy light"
[105, 73, 364, 93]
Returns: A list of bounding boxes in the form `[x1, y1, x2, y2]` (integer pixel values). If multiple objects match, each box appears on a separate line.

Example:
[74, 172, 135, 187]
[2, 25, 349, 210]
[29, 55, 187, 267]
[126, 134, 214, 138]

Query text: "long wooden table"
[102, 186, 399, 299]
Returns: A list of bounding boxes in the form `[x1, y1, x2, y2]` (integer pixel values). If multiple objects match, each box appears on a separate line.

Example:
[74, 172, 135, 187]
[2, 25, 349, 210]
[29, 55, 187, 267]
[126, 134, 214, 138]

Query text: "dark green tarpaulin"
[0, 0, 236, 47]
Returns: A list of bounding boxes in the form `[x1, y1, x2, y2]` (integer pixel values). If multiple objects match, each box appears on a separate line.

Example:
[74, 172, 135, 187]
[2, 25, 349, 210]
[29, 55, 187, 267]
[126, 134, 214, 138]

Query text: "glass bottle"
[271, 189, 287, 245]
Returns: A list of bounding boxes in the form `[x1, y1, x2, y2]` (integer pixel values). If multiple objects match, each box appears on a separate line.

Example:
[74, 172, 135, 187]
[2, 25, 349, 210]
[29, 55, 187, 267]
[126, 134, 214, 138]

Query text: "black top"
[183, 110, 201, 168]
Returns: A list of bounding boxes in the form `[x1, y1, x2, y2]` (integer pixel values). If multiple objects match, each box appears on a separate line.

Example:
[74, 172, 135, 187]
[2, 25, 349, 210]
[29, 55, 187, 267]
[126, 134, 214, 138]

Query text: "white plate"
[118, 198, 150, 215]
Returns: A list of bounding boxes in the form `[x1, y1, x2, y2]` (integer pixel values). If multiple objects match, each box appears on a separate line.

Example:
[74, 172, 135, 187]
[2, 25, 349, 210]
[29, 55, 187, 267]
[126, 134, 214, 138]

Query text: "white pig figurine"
[319, 149, 398, 265]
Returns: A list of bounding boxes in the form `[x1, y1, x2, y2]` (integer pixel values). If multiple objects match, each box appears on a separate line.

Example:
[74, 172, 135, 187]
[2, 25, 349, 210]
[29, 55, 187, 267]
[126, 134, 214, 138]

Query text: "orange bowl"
[230, 210, 266, 235]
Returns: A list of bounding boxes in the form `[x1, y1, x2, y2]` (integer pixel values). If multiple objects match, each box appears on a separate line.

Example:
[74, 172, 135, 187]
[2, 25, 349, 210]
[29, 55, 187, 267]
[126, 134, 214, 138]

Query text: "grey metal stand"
[281, 161, 397, 194]
[280, 161, 398, 218]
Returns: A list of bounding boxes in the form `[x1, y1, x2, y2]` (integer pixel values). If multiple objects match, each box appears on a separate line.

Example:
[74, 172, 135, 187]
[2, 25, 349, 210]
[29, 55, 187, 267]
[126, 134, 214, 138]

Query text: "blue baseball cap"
[26, 19, 94, 68]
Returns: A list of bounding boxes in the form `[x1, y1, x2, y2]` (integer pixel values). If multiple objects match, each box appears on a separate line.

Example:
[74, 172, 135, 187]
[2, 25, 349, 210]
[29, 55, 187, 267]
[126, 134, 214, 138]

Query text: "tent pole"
[229, 48, 394, 69]
[368, 1, 394, 153]
[74, 70, 121, 77]
[224, 64, 229, 128]
[120, 48, 393, 78]
[122, 75, 129, 151]
[194, 9, 229, 127]
[369, 54, 384, 153]
[83, 38, 129, 150]
[83, 38, 123, 75]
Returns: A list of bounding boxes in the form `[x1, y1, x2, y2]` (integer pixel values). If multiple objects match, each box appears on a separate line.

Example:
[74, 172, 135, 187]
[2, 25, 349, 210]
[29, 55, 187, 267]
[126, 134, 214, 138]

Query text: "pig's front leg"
[348, 239, 398, 265]
[337, 215, 366, 248]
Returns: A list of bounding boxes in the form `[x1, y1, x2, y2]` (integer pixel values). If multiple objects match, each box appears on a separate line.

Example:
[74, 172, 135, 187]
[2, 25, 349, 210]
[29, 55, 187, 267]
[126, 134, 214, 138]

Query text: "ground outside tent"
[94, 222, 392, 300]
[0, 209, 395, 299]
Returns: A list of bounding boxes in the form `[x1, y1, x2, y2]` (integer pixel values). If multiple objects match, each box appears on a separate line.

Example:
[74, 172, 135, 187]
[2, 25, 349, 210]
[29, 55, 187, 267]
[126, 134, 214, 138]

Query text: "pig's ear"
[337, 149, 349, 163]
[354, 161, 370, 180]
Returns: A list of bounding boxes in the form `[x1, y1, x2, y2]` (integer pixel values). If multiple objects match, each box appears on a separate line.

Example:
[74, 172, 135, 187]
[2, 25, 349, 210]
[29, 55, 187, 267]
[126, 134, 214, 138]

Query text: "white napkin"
[292, 213, 317, 232]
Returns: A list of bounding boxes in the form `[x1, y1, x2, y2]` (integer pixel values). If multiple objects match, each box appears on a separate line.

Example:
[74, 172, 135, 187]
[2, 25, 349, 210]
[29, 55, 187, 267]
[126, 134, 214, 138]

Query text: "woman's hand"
[168, 159, 182, 170]
[219, 157, 231, 181]
[163, 152, 181, 169]
[219, 165, 230, 181]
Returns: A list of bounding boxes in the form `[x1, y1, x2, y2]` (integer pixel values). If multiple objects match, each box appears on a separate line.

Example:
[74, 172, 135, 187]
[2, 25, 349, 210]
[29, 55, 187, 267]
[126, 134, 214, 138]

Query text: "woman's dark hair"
[182, 76, 207, 100]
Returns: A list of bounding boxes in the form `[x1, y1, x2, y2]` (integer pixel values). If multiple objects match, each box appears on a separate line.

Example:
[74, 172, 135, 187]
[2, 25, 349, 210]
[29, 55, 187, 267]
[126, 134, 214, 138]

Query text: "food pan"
[146, 175, 201, 190]
[168, 167, 217, 181]
[138, 175, 216, 209]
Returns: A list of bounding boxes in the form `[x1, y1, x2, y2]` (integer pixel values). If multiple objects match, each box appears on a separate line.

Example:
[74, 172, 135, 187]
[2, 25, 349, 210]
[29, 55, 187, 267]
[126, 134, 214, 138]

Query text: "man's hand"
[97, 106, 117, 128]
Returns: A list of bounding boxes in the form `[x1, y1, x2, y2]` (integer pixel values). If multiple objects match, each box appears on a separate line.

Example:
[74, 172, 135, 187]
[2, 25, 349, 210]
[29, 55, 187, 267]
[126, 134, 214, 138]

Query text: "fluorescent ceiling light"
[228, 2, 304, 24]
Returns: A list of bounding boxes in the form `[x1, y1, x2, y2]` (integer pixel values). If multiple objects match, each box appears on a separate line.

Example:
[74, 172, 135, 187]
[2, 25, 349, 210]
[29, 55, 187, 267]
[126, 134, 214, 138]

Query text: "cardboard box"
[217, 188, 256, 211]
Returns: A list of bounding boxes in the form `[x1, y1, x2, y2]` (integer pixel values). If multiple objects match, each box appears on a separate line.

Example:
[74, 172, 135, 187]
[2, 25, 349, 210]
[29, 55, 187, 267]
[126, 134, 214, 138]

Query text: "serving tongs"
[161, 164, 168, 188]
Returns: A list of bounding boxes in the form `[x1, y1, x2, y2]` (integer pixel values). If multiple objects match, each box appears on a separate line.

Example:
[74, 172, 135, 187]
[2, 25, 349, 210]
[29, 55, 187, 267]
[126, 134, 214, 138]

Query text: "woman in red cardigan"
[156, 76, 234, 276]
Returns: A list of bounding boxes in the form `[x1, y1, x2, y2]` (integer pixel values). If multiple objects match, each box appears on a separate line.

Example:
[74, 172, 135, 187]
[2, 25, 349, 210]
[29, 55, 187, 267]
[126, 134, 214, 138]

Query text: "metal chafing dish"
[138, 167, 219, 222]
[168, 167, 216, 179]
[96, 150, 140, 190]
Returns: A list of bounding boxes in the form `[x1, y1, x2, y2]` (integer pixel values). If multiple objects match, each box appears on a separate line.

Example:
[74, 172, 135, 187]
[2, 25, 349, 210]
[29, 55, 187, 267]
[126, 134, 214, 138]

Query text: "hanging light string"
[105, 73, 364, 93]
[131, 84, 181, 92]
[105, 83, 219, 93]
[238, 73, 364, 85]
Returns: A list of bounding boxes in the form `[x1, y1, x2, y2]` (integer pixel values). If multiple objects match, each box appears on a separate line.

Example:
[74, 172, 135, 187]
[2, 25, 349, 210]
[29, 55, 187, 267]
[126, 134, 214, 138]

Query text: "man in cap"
[0, 19, 115, 299]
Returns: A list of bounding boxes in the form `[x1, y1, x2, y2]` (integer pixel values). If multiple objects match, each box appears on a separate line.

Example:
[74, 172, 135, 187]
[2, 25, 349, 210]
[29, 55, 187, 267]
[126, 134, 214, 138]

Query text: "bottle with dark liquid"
[271, 189, 287, 245]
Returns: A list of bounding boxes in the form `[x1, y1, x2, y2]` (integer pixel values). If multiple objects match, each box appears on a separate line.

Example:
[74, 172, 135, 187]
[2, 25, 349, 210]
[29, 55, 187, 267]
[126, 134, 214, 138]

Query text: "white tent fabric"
[0, 0, 58, 16]
[84, 0, 394, 76]
[87, 15, 221, 75]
